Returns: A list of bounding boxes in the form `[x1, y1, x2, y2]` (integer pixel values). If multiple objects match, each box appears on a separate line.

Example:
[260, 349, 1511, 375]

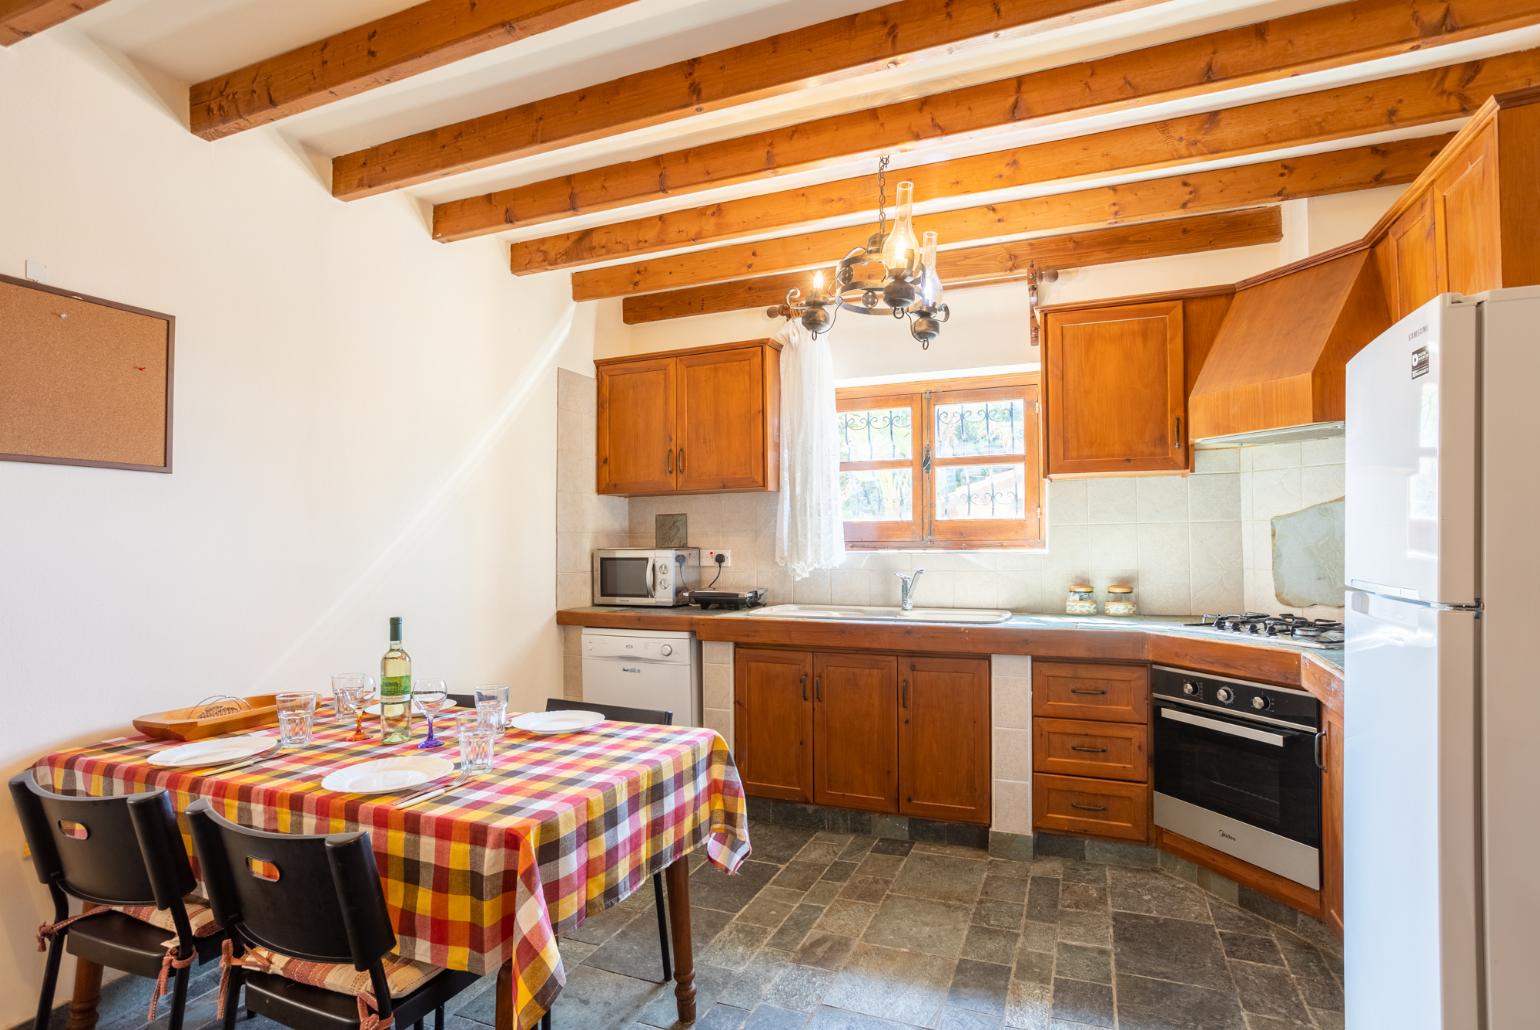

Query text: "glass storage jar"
[1066, 583, 1098, 616]
[1104, 584, 1137, 616]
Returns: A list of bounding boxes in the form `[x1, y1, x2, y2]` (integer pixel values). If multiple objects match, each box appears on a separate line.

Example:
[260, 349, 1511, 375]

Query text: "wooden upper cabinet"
[595, 339, 780, 496]
[1383, 194, 1441, 321]
[1434, 129, 1500, 298]
[813, 652, 898, 813]
[1043, 300, 1186, 476]
[899, 657, 991, 824]
[733, 648, 814, 803]
[596, 356, 676, 494]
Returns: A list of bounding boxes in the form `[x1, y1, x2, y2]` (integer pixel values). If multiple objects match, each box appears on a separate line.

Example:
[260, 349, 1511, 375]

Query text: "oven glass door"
[598, 556, 654, 600]
[1153, 701, 1321, 847]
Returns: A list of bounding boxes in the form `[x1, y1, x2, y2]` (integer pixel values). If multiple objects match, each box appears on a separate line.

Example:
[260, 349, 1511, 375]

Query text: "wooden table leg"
[664, 857, 696, 1024]
[64, 956, 103, 1030]
[494, 960, 515, 1030]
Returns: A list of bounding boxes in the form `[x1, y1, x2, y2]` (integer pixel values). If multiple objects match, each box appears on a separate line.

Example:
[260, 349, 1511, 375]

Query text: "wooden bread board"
[133, 695, 279, 741]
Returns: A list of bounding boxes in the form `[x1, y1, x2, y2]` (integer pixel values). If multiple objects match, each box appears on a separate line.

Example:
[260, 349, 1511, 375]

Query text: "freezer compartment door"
[1344, 589, 1479, 1030]
[1344, 294, 1478, 605]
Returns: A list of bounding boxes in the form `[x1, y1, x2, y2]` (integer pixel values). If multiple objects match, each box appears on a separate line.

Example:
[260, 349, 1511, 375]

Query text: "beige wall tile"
[702, 641, 733, 665]
[992, 779, 1032, 836]
[1187, 473, 1240, 522]
[1086, 478, 1138, 525]
[991, 676, 1030, 729]
[1193, 447, 1240, 474]
[992, 727, 1031, 782]
[1300, 464, 1346, 508]
[703, 663, 732, 710]
[1136, 476, 1189, 523]
[1249, 441, 1302, 471]
[704, 708, 734, 749]
[1045, 479, 1088, 525]
[1250, 468, 1302, 521]
[1300, 434, 1345, 466]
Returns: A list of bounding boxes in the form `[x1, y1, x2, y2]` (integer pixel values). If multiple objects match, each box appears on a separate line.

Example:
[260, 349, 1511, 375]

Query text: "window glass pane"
[934, 399, 1025, 458]
[935, 464, 1027, 521]
[838, 406, 913, 462]
[841, 469, 913, 522]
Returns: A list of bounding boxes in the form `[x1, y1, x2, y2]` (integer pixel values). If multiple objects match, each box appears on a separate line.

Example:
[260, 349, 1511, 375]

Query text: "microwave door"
[599, 556, 654, 599]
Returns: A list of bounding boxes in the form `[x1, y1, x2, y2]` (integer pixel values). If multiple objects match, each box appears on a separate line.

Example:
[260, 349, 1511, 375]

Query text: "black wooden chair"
[186, 798, 479, 1030]
[9, 773, 225, 1030]
[543, 697, 676, 983]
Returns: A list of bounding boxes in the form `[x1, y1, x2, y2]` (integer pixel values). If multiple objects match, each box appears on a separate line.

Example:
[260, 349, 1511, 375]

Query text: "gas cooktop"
[1185, 612, 1344, 649]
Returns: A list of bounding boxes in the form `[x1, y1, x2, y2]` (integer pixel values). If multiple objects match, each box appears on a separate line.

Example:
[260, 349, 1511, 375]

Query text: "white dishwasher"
[580, 628, 701, 726]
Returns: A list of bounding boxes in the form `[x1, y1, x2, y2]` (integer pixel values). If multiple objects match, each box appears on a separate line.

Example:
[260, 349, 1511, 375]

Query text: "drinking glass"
[331, 673, 365, 723]
[457, 712, 495, 774]
[473, 684, 510, 731]
[413, 680, 452, 751]
[275, 692, 317, 747]
[340, 675, 378, 742]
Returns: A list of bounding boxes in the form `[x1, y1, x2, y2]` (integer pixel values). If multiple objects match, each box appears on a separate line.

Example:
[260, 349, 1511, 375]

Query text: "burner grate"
[1187, 612, 1344, 647]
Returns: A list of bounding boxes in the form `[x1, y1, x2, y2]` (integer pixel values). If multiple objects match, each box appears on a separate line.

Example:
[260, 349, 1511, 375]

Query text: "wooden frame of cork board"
[0, 273, 175, 473]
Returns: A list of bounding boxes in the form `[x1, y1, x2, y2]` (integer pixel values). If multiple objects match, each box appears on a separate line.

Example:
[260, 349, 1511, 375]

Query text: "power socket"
[703, 549, 732, 568]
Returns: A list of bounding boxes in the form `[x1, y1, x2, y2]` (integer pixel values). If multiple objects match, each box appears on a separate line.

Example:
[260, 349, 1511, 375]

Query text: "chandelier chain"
[876, 154, 890, 237]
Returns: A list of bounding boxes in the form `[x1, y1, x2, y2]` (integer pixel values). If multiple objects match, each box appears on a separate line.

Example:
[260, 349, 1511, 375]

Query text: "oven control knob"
[1182, 681, 1198, 696]
[1215, 686, 1235, 704]
[1251, 695, 1269, 711]
[660, 644, 674, 657]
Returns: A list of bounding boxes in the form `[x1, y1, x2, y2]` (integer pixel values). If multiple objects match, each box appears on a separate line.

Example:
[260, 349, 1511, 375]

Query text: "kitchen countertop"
[557, 605, 1344, 689]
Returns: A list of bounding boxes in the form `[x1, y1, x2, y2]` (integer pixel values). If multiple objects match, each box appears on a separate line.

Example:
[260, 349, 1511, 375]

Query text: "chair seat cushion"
[240, 945, 442, 1000]
[242, 967, 480, 1030]
[116, 895, 222, 939]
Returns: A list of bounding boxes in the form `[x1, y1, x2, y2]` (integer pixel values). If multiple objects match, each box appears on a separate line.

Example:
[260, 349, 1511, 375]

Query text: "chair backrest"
[545, 697, 673, 726]
[8, 773, 195, 914]
[186, 798, 396, 971]
[448, 693, 475, 710]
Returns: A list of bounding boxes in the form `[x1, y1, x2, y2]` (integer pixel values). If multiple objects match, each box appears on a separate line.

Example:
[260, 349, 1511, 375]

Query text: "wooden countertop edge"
[555, 609, 1344, 717]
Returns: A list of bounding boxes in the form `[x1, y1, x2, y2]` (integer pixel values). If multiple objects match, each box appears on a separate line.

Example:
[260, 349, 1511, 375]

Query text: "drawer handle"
[1069, 688, 1107, 696]
[1071, 802, 1108, 813]
[1070, 745, 1108, 754]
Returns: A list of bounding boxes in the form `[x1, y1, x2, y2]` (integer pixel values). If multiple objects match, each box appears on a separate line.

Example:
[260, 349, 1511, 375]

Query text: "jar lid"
[1107, 584, 1134, 593]
[1069, 583, 1093, 592]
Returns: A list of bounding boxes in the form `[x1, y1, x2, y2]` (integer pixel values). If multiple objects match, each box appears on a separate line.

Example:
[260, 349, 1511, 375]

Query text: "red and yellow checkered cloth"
[35, 717, 750, 1029]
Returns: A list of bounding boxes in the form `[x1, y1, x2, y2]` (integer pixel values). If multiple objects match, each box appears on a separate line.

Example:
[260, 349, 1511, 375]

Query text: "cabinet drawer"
[1034, 718, 1148, 782]
[1033, 773, 1150, 842]
[1032, 661, 1148, 723]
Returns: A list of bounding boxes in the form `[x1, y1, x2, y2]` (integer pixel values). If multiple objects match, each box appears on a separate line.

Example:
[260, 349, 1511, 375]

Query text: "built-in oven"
[592, 548, 700, 607]
[1152, 665, 1324, 889]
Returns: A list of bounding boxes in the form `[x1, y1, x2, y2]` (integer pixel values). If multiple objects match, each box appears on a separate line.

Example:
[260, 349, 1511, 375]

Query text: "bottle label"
[381, 674, 412, 697]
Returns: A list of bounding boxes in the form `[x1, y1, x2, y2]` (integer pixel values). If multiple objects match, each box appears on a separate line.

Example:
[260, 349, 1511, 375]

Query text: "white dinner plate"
[149, 734, 276, 769]
[320, 755, 455, 794]
[509, 710, 605, 735]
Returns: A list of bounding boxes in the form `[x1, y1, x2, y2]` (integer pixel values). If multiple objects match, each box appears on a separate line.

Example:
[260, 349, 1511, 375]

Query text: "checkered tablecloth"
[34, 715, 751, 1029]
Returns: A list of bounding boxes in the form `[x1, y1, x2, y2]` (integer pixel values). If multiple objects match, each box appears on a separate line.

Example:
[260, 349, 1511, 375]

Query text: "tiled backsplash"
[557, 370, 1348, 619]
[1238, 433, 1347, 618]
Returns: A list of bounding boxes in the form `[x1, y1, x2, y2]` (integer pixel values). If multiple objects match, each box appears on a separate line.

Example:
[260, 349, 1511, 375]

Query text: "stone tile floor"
[62, 820, 1343, 1030]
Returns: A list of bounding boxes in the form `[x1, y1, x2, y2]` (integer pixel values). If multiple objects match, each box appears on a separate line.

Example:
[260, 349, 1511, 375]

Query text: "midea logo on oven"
[1219, 830, 1238, 842]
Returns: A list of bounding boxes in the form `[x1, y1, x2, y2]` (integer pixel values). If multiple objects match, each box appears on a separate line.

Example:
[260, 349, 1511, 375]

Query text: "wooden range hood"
[1188, 247, 1390, 441]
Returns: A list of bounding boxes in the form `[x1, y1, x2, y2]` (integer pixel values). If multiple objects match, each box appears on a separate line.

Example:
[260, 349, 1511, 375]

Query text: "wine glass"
[338, 674, 377, 742]
[413, 680, 452, 750]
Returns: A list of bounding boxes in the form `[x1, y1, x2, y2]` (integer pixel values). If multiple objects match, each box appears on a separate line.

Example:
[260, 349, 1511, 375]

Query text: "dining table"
[33, 709, 752, 1030]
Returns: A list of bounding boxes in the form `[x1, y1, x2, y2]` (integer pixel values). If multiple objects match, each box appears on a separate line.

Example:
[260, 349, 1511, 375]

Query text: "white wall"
[0, 31, 587, 1023]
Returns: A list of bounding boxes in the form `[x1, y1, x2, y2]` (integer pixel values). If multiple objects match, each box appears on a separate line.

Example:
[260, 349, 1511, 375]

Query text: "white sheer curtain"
[775, 319, 846, 579]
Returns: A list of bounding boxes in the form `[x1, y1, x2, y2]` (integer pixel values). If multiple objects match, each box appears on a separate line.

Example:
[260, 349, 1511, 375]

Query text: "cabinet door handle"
[901, 679, 909, 709]
[800, 672, 808, 702]
[1071, 802, 1107, 813]
[666, 449, 673, 473]
[1070, 745, 1108, 754]
[678, 448, 686, 473]
[814, 676, 823, 702]
[1173, 415, 1183, 450]
[1069, 688, 1106, 696]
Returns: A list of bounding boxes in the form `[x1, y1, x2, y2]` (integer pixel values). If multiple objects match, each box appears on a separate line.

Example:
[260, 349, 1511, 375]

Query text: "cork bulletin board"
[0, 273, 175, 472]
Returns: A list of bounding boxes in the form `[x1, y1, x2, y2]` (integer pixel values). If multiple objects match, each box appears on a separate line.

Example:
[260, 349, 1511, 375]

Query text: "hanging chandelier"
[773, 156, 950, 348]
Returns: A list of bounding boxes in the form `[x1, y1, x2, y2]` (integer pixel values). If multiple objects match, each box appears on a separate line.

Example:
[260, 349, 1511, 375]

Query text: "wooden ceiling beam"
[436, 0, 1540, 240]
[620, 208, 1284, 323]
[1, 0, 110, 46]
[189, 0, 640, 141]
[331, 0, 1118, 200]
[560, 48, 1540, 298]
[518, 135, 1446, 276]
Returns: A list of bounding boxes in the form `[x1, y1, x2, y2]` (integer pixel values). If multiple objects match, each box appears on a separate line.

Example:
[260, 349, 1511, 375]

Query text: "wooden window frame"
[837, 372, 1044, 550]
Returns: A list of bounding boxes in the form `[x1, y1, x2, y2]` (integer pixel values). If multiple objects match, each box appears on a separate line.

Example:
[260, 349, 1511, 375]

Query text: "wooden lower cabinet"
[813, 653, 898, 813]
[1321, 710, 1345, 934]
[733, 648, 814, 802]
[733, 649, 991, 825]
[1032, 661, 1148, 723]
[1033, 774, 1149, 842]
[1033, 718, 1148, 782]
[899, 657, 991, 824]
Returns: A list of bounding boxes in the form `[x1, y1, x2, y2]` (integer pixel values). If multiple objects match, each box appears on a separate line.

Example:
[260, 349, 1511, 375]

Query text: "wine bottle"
[380, 616, 413, 744]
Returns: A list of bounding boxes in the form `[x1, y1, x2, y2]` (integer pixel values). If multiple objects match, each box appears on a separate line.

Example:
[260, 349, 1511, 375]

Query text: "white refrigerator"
[1344, 288, 1540, 1029]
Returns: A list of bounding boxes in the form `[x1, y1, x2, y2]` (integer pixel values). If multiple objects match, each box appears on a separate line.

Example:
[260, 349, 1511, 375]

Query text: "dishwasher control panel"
[581, 628, 695, 664]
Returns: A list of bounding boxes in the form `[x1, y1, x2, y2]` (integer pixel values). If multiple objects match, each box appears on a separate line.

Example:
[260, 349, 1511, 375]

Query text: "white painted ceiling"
[50, 0, 1540, 260]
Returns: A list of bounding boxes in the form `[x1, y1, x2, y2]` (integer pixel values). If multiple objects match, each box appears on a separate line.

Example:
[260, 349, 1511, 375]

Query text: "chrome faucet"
[897, 569, 925, 611]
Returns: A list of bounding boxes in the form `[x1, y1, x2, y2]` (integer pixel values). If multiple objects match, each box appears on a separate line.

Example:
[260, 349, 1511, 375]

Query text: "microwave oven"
[592, 548, 700, 607]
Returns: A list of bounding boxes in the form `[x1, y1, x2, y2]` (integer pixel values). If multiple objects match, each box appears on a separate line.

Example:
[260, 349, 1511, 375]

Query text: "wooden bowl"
[133, 694, 280, 741]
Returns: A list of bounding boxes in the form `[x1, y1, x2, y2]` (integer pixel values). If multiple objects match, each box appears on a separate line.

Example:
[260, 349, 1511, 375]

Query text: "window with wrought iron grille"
[836, 373, 1043, 549]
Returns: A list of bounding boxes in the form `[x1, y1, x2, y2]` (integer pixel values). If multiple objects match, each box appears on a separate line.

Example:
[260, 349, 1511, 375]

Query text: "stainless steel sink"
[746, 604, 1013, 625]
